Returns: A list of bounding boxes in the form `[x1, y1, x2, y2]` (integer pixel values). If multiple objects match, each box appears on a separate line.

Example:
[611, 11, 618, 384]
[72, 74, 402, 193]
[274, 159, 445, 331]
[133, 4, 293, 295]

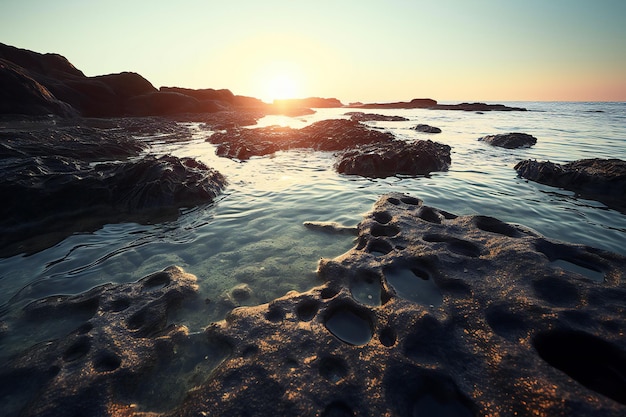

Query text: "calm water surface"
[1, 102, 625, 355]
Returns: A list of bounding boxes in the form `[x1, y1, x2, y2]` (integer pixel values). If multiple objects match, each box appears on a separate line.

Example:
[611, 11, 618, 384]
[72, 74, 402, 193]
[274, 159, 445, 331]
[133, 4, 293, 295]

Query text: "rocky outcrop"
[353, 98, 437, 109]
[4, 194, 625, 416]
[515, 158, 626, 213]
[207, 119, 395, 160]
[479, 132, 537, 148]
[344, 112, 409, 122]
[0, 120, 226, 256]
[0, 266, 229, 417]
[335, 140, 451, 178]
[432, 102, 528, 111]
[412, 123, 442, 133]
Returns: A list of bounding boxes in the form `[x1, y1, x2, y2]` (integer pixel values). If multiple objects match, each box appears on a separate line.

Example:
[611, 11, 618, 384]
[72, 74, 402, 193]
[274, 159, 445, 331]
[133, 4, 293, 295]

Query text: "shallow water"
[1, 102, 625, 357]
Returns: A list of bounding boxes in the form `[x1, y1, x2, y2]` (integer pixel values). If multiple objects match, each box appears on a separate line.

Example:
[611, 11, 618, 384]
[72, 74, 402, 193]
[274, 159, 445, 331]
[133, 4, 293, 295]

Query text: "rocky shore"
[1, 194, 624, 416]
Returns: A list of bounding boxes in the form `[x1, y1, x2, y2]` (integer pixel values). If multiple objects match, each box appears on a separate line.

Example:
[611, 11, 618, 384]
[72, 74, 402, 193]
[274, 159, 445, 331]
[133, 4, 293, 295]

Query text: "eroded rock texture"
[3, 194, 625, 416]
[0, 266, 233, 417]
[412, 123, 442, 133]
[335, 140, 451, 178]
[515, 158, 626, 213]
[479, 132, 537, 148]
[344, 112, 409, 122]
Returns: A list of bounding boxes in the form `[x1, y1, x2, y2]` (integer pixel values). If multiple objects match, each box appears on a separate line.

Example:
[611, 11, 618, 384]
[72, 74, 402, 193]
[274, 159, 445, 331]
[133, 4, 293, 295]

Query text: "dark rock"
[0, 58, 78, 117]
[515, 158, 626, 213]
[412, 124, 442, 133]
[208, 119, 395, 160]
[433, 102, 528, 111]
[0, 266, 233, 416]
[303, 221, 358, 236]
[335, 140, 451, 178]
[344, 112, 409, 122]
[125, 91, 203, 116]
[0, 124, 226, 256]
[352, 98, 437, 109]
[3, 195, 626, 416]
[479, 132, 537, 148]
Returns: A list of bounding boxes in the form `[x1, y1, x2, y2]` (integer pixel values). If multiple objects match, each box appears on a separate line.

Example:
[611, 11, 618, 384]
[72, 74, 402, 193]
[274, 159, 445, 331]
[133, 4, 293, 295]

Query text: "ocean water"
[1, 102, 625, 359]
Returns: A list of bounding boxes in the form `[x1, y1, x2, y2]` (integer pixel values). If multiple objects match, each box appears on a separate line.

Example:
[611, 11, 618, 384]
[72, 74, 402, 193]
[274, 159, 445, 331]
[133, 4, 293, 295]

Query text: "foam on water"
[1, 102, 625, 341]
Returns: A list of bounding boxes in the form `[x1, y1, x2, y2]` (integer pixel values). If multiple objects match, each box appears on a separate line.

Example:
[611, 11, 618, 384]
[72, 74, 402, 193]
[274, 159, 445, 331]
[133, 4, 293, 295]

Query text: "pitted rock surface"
[2, 195, 625, 416]
[0, 266, 233, 417]
[515, 158, 626, 213]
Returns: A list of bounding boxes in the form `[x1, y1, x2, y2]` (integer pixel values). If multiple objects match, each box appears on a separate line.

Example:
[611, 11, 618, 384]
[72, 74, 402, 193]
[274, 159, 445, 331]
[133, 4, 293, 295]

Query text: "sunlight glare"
[256, 61, 304, 102]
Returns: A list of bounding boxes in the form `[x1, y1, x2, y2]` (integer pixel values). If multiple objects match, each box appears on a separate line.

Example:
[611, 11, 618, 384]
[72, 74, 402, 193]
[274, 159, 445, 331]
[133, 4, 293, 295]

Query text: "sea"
[1, 101, 625, 361]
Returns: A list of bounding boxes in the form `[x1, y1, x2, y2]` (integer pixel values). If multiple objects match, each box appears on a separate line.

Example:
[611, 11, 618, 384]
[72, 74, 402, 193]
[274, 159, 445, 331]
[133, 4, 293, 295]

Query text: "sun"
[256, 61, 304, 103]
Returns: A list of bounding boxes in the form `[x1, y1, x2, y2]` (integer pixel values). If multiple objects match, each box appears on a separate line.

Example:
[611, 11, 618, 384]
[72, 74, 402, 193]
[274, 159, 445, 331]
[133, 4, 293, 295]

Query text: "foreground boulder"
[479, 132, 537, 148]
[335, 140, 451, 178]
[5, 194, 625, 416]
[515, 158, 626, 213]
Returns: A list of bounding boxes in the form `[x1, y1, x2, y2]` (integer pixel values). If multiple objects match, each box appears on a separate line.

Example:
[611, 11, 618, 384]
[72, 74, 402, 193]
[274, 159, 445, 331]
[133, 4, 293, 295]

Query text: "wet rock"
[351, 98, 438, 109]
[3, 195, 626, 416]
[434, 102, 528, 111]
[344, 112, 409, 122]
[0, 266, 233, 416]
[515, 158, 626, 213]
[303, 221, 358, 236]
[334, 140, 451, 178]
[0, 153, 226, 256]
[479, 132, 537, 148]
[208, 119, 395, 160]
[412, 123, 442, 133]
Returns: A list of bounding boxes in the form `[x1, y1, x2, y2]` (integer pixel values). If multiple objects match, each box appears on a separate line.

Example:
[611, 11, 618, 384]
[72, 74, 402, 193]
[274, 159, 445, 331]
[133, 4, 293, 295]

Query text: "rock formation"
[433, 102, 527, 111]
[335, 140, 451, 178]
[0, 119, 226, 256]
[412, 123, 442, 133]
[2, 194, 625, 416]
[479, 132, 537, 148]
[352, 98, 437, 109]
[344, 112, 409, 122]
[515, 158, 626, 213]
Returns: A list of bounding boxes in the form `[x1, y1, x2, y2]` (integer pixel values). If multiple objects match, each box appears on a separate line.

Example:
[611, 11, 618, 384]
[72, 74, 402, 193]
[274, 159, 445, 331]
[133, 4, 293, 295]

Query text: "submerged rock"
[335, 139, 451, 178]
[479, 132, 537, 148]
[515, 158, 626, 213]
[2, 194, 626, 416]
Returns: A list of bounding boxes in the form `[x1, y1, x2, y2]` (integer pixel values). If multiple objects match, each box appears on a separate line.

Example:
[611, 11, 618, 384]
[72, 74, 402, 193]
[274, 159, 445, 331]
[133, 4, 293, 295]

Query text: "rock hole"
[126, 309, 147, 330]
[93, 350, 121, 372]
[296, 298, 320, 321]
[142, 271, 171, 291]
[485, 304, 530, 340]
[324, 304, 374, 346]
[379, 326, 397, 347]
[551, 259, 605, 282]
[321, 401, 355, 417]
[63, 337, 91, 362]
[321, 286, 340, 300]
[532, 276, 581, 307]
[373, 211, 392, 224]
[371, 223, 400, 237]
[448, 240, 481, 258]
[400, 196, 422, 206]
[265, 304, 285, 322]
[318, 356, 349, 383]
[384, 266, 442, 307]
[416, 206, 442, 224]
[423, 234, 448, 243]
[368, 239, 393, 256]
[387, 197, 401, 205]
[109, 298, 131, 312]
[242, 345, 259, 358]
[474, 215, 519, 237]
[350, 269, 382, 306]
[355, 236, 367, 250]
[533, 329, 626, 405]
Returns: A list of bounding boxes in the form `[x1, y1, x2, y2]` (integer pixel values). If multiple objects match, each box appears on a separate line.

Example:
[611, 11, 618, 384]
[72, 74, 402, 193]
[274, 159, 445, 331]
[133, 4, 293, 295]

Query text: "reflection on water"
[1, 102, 625, 342]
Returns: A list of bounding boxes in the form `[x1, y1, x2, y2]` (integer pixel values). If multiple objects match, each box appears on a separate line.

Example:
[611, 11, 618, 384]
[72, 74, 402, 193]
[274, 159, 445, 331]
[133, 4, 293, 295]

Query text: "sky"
[1, 0, 625, 103]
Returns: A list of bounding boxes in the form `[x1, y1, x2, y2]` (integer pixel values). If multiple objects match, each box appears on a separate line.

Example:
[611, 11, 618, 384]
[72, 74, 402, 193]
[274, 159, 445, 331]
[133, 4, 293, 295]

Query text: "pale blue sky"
[2, 0, 625, 102]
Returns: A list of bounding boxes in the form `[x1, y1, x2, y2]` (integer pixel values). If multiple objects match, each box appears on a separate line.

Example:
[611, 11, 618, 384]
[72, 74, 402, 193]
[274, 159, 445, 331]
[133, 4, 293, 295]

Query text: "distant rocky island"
[0, 42, 527, 118]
